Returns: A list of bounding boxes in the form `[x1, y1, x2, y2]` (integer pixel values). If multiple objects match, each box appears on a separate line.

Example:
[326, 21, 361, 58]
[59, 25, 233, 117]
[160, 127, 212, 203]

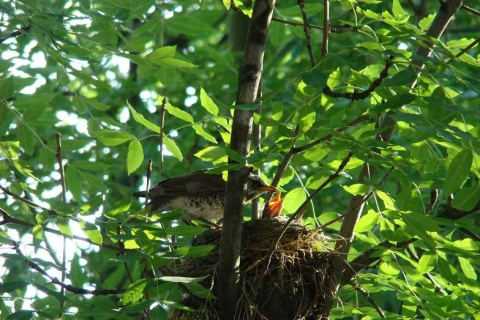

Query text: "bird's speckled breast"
[166, 195, 225, 220]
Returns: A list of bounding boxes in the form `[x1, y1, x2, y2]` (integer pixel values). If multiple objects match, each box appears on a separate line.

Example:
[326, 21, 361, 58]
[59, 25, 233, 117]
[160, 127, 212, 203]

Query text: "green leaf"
[392, 0, 404, 19]
[383, 69, 417, 87]
[79, 221, 103, 246]
[0, 76, 14, 99]
[400, 211, 438, 249]
[155, 58, 196, 68]
[70, 255, 87, 288]
[163, 136, 183, 160]
[417, 252, 437, 274]
[419, 13, 436, 31]
[302, 70, 328, 89]
[283, 188, 307, 214]
[438, 257, 458, 284]
[120, 279, 147, 305]
[379, 261, 400, 276]
[96, 130, 134, 146]
[193, 124, 217, 143]
[127, 102, 160, 133]
[355, 210, 379, 232]
[294, 105, 316, 132]
[65, 165, 82, 203]
[0, 280, 29, 293]
[5, 310, 35, 320]
[199, 88, 219, 115]
[396, 187, 412, 211]
[194, 146, 227, 163]
[17, 122, 36, 155]
[166, 104, 194, 123]
[167, 15, 216, 37]
[342, 184, 371, 196]
[327, 67, 342, 88]
[71, 161, 111, 171]
[165, 225, 207, 237]
[55, 219, 73, 237]
[184, 281, 216, 299]
[451, 186, 480, 211]
[109, 197, 132, 216]
[374, 93, 416, 112]
[0, 103, 14, 137]
[127, 139, 144, 175]
[458, 257, 477, 280]
[145, 46, 176, 60]
[443, 149, 473, 195]
[163, 245, 216, 258]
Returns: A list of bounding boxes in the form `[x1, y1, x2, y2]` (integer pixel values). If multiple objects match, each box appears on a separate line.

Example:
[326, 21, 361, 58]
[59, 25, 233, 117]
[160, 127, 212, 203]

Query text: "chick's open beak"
[265, 191, 284, 218]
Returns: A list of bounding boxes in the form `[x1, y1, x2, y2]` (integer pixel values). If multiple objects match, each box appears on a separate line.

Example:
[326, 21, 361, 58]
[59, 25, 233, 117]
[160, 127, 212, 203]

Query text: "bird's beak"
[263, 185, 279, 193]
[265, 191, 284, 218]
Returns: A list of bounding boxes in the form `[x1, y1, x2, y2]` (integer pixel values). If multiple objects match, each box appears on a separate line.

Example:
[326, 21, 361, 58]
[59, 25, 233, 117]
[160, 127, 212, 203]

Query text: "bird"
[133, 170, 278, 223]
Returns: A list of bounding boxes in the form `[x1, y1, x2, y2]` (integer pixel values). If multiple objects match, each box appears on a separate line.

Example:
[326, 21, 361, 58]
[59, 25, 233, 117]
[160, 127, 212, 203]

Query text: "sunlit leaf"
[164, 136, 183, 160]
[96, 130, 134, 146]
[166, 104, 194, 123]
[127, 139, 144, 175]
[120, 279, 147, 305]
[127, 102, 160, 133]
[444, 149, 473, 195]
[355, 210, 379, 232]
[199, 88, 219, 115]
[417, 252, 437, 274]
[451, 186, 480, 211]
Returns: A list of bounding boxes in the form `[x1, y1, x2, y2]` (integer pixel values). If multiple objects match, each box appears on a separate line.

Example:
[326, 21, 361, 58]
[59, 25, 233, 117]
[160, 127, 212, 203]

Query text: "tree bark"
[218, 1, 276, 318]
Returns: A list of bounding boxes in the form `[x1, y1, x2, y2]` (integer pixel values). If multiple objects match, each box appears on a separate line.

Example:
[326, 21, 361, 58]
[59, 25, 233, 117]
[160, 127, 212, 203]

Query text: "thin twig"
[252, 80, 263, 220]
[424, 189, 438, 214]
[322, 56, 395, 100]
[55, 133, 67, 315]
[294, 151, 354, 221]
[55, 133, 67, 206]
[322, 0, 330, 56]
[406, 246, 447, 295]
[461, 4, 480, 16]
[159, 97, 167, 180]
[0, 185, 51, 212]
[13, 242, 124, 295]
[271, 16, 359, 33]
[297, 0, 315, 66]
[354, 284, 386, 318]
[292, 114, 371, 154]
[0, 208, 124, 251]
[445, 36, 480, 65]
[0, 26, 30, 44]
[143, 160, 153, 319]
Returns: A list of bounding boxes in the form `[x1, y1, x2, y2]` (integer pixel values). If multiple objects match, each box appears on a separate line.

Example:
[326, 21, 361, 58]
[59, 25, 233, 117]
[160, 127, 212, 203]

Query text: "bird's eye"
[251, 179, 261, 187]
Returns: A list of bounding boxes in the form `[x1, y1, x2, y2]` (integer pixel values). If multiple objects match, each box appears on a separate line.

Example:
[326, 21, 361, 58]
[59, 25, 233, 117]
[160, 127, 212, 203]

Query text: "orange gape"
[265, 191, 283, 218]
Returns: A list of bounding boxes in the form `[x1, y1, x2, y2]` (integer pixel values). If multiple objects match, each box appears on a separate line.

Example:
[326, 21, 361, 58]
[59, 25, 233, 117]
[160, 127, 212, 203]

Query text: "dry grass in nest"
[170, 216, 336, 320]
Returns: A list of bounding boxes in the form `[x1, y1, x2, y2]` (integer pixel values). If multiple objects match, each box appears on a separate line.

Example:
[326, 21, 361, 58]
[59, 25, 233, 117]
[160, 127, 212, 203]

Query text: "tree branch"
[297, 0, 316, 66]
[0, 207, 125, 252]
[322, 55, 395, 100]
[218, 0, 276, 318]
[13, 241, 125, 295]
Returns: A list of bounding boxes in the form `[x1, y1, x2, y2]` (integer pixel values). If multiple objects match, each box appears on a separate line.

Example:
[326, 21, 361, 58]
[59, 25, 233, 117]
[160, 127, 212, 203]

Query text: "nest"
[170, 216, 336, 320]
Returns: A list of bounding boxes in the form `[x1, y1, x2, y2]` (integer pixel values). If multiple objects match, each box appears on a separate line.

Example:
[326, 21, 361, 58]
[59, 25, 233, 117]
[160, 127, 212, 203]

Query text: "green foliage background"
[0, 0, 479, 319]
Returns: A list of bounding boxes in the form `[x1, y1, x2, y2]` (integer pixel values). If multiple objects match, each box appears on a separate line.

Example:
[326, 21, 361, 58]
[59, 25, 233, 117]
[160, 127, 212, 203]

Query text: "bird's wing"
[147, 171, 226, 197]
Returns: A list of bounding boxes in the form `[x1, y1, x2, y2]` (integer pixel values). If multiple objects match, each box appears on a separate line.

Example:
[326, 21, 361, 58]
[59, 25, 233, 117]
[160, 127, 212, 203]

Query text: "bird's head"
[245, 173, 278, 202]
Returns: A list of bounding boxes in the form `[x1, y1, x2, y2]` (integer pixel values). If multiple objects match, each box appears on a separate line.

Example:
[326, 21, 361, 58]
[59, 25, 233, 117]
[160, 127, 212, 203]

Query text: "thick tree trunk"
[218, 1, 276, 318]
